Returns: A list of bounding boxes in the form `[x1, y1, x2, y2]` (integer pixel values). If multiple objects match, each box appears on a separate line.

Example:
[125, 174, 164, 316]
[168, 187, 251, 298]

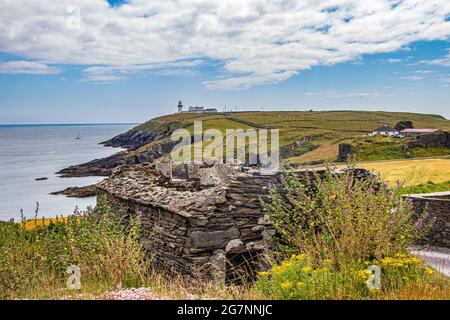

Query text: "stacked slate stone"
[97, 162, 376, 282]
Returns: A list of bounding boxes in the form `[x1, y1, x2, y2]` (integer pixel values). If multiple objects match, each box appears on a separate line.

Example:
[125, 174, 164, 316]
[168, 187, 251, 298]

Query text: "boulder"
[394, 120, 414, 132]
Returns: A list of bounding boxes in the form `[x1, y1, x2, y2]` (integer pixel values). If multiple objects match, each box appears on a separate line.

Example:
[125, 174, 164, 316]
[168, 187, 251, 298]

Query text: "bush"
[263, 165, 429, 267]
[255, 164, 441, 299]
[0, 197, 148, 299]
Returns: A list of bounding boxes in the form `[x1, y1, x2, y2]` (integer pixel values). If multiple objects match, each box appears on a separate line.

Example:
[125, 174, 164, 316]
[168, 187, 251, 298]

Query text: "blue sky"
[0, 1, 449, 123]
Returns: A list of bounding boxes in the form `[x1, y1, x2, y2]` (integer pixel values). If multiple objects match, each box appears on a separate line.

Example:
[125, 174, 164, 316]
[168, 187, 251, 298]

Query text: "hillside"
[58, 110, 450, 177]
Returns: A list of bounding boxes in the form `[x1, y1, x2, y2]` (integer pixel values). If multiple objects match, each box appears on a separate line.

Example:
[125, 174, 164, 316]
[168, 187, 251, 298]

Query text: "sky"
[0, 0, 449, 124]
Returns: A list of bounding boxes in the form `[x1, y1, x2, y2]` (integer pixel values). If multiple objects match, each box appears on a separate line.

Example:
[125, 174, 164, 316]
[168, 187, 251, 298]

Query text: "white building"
[371, 124, 399, 136]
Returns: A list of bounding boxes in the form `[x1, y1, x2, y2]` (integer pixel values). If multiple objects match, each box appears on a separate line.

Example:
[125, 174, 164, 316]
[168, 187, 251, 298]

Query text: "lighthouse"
[178, 101, 183, 113]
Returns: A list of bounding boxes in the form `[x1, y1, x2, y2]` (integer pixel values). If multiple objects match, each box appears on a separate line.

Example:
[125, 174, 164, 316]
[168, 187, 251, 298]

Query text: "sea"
[0, 124, 136, 221]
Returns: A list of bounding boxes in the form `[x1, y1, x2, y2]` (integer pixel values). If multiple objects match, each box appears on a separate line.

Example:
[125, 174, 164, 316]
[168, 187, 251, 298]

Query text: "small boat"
[75, 131, 81, 140]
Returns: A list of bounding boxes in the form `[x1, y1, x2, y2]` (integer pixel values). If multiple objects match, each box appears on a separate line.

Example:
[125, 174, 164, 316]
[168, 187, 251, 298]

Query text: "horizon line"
[0, 122, 140, 126]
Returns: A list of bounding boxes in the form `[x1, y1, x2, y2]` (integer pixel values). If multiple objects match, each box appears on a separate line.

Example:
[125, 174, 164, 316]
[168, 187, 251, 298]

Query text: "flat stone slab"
[191, 229, 240, 248]
[411, 246, 450, 277]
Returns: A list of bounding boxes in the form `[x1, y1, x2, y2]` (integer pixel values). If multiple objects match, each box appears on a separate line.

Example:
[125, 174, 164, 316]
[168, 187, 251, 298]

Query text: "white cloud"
[0, 60, 60, 74]
[398, 75, 423, 81]
[304, 89, 392, 98]
[0, 0, 449, 89]
[418, 49, 450, 67]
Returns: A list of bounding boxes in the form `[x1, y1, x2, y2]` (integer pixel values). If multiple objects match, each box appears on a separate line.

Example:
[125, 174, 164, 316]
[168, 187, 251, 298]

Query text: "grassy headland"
[112, 110, 450, 163]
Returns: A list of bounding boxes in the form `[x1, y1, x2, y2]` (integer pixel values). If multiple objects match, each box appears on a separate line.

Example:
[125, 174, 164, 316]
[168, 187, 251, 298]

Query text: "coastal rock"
[56, 151, 129, 177]
[51, 185, 99, 198]
[57, 139, 176, 178]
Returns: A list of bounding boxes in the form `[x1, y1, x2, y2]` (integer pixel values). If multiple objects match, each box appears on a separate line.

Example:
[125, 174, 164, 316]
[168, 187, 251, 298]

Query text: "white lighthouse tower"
[178, 101, 183, 113]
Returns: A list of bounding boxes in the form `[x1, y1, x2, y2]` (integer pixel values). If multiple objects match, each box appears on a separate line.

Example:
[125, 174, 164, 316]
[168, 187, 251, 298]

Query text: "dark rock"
[191, 229, 240, 248]
[337, 143, 354, 162]
[51, 185, 99, 198]
[56, 151, 129, 177]
[57, 139, 177, 178]
[394, 120, 414, 131]
[101, 122, 179, 150]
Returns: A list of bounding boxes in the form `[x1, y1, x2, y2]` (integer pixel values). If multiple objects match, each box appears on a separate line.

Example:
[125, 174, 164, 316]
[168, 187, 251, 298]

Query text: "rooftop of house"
[400, 128, 442, 133]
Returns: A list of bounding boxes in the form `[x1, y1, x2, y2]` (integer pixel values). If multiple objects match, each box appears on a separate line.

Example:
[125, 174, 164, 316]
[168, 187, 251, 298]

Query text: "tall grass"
[0, 197, 148, 299]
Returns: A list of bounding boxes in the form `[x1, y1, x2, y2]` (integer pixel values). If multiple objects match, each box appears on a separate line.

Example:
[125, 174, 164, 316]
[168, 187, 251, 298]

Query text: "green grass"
[352, 136, 450, 162]
[400, 180, 450, 195]
[113, 110, 450, 163]
[353, 136, 407, 161]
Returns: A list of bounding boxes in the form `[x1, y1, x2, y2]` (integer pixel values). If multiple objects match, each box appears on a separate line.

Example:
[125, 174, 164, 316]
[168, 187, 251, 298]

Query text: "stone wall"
[406, 192, 450, 248]
[405, 131, 450, 149]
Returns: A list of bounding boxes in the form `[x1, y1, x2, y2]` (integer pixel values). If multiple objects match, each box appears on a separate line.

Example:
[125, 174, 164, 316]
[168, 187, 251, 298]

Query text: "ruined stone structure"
[337, 143, 354, 162]
[97, 162, 375, 281]
[97, 161, 449, 281]
[405, 131, 450, 149]
[97, 162, 278, 282]
[407, 192, 450, 248]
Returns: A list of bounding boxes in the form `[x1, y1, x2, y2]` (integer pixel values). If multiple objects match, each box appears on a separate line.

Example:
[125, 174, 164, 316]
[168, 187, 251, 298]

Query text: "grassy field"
[360, 158, 450, 191]
[118, 110, 450, 163]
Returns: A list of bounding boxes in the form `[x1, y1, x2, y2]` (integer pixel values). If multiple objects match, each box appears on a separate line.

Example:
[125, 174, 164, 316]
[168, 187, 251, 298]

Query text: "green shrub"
[263, 165, 428, 267]
[400, 180, 450, 195]
[255, 164, 437, 299]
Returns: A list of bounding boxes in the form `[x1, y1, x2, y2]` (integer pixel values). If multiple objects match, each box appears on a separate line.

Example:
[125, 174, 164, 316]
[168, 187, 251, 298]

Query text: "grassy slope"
[360, 158, 450, 189]
[125, 110, 450, 162]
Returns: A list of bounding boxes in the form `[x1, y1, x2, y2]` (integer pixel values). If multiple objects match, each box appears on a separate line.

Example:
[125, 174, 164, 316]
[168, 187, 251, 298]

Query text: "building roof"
[373, 124, 397, 132]
[400, 128, 441, 133]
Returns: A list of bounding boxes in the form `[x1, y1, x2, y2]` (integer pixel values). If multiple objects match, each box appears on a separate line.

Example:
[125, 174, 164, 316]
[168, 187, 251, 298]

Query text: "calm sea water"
[0, 124, 135, 221]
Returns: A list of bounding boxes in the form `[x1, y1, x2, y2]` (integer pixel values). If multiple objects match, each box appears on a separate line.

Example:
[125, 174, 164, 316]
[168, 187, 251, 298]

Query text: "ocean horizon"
[0, 123, 136, 221]
[0, 123, 138, 127]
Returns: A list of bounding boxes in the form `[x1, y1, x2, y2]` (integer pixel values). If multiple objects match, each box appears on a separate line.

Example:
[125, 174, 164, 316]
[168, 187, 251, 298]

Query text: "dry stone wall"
[407, 192, 450, 248]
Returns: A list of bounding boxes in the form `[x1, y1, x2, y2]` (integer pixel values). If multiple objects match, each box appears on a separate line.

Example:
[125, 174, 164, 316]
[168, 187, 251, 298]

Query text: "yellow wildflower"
[301, 266, 313, 273]
[356, 269, 372, 281]
[296, 282, 304, 288]
[258, 271, 269, 277]
[293, 253, 306, 261]
[329, 193, 337, 200]
[281, 281, 292, 289]
[425, 267, 434, 275]
[271, 265, 282, 275]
